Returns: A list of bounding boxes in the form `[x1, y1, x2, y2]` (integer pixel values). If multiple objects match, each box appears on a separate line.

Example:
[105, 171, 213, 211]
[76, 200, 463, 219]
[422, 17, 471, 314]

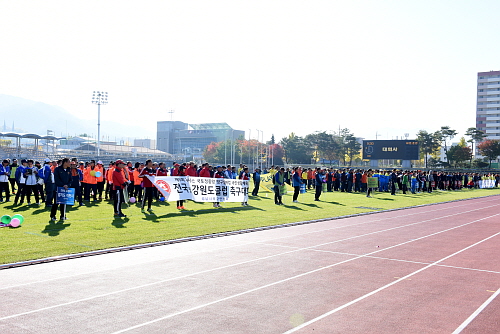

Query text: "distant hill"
[0, 94, 151, 140]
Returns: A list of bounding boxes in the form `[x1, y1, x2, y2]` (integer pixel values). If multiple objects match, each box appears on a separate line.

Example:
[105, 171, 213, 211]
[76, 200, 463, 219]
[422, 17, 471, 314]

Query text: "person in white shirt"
[23, 159, 41, 205]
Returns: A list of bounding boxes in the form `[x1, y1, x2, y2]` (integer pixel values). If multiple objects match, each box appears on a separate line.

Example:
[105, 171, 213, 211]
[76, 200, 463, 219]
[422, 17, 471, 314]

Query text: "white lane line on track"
[108, 213, 500, 333]
[2, 199, 494, 291]
[283, 228, 500, 334]
[452, 288, 500, 334]
[311, 249, 500, 275]
[0, 205, 498, 323]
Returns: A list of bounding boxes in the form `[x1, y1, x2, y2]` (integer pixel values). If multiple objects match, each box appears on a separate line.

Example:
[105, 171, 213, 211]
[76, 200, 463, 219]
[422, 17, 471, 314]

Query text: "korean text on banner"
[147, 176, 249, 202]
[56, 187, 75, 205]
[367, 177, 379, 188]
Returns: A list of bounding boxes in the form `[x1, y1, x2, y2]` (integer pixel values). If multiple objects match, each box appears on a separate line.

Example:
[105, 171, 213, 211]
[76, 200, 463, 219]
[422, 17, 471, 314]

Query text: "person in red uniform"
[185, 162, 197, 177]
[156, 162, 169, 204]
[126, 161, 134, 200]
[199, 163, 211, 178]
[213, 166, 226, 208]
[139, 159, 155, 214]
[112, 160, 129, 218]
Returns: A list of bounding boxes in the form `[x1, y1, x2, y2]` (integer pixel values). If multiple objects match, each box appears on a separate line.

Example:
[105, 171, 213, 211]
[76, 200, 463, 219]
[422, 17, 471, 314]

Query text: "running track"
[1, 196, 500, 333]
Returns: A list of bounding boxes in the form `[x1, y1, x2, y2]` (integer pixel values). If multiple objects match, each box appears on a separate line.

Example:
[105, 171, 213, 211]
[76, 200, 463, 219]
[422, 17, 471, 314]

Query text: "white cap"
[97, 160, 103, 164]
[44, 158, 51, 163]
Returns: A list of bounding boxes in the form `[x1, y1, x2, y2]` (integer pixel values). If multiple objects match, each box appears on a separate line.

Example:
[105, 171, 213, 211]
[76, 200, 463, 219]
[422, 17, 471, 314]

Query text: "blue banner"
[56, 187, 75, 205]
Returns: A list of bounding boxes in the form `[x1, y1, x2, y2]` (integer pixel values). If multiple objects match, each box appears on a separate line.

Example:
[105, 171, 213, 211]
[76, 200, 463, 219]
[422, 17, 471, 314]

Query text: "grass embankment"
[1, 188, 498, 265]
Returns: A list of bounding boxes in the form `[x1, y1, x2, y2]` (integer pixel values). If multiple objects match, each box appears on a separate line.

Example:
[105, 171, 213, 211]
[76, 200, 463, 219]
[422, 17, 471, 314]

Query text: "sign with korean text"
[363, 140, 419, 160]
[367, 177, 379, 188]
[147, 176, 249, 202]
[56, 187, 75, 205]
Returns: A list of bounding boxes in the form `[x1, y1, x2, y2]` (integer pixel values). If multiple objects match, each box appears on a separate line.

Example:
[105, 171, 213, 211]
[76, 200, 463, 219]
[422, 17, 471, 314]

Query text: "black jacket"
[54, 166, 71, 188]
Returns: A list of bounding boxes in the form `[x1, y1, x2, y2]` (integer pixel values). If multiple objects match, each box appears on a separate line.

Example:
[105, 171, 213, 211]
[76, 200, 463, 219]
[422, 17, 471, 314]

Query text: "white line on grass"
[452, 288, 500, 334]
[109, 212, 500, 333]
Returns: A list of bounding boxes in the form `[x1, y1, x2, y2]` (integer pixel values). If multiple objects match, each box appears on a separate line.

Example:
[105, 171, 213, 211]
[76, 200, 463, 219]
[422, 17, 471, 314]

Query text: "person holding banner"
[274, 167, 285, 205]
[175, 165, 186, 210]
[213, 166, 226, 208]
[112, 160, 129, 218]
[366, 169, 376, 198]
[240, 167, 250, 206]
[139, 159, 155, 214]
[50, 158, 71, 221]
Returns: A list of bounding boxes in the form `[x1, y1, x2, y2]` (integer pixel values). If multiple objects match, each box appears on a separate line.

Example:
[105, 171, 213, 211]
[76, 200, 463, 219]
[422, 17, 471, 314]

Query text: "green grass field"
[1, 187, 499, 265]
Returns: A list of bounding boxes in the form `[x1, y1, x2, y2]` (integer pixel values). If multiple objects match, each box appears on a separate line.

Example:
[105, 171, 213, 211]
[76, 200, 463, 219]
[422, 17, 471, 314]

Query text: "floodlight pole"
[91, 91, 108, 157]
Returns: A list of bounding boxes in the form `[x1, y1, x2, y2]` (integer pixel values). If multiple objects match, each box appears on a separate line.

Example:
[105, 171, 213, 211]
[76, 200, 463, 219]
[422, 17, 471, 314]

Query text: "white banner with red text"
[147, 176, 249, 202]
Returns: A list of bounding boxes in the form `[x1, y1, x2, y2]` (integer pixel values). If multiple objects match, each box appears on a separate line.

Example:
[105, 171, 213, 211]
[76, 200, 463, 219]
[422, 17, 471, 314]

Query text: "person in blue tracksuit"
[292, 167, 303, 203]
[0, 159, 11, 202]
[315, 167, 325, 201]
[252, 168, 261, 196]
[14, 160, 28, 205]
[40, 159, 54, 207]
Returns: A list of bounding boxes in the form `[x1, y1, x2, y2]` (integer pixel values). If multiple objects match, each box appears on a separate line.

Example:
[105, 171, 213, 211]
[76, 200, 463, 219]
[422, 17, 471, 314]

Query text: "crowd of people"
[0, 158, 499, 220]
[264, 167, 500, 203]
[0, 158, 254, 220]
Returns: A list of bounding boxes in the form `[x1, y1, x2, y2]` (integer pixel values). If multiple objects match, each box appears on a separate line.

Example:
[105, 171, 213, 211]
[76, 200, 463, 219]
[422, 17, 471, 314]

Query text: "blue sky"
[1, 0, 499, 143]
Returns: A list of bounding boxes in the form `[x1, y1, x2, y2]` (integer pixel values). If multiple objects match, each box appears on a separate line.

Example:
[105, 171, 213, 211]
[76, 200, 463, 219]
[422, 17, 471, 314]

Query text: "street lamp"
[91, 91, 108, 158]
[256, 129, 263, 170]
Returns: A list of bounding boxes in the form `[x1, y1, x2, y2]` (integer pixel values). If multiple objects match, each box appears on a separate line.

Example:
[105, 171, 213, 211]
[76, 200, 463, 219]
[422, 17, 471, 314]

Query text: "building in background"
[157, 121, 245, 160]
[477, 70, 500, 140]
[134, 138, 156, 150]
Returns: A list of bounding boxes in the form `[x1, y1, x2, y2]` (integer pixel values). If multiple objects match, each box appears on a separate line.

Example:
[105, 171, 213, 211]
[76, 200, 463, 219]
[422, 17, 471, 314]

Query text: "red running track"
[1, 196, 500, 333]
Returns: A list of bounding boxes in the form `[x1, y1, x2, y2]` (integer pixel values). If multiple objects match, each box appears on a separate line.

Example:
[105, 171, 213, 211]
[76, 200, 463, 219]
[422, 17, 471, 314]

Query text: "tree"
[465, 127, 486, 158]
[337, 129, 361, 166]
[439, 126, 458, 162]
[416, 130, 441, 168]
[447, 144, 472, 167]
[267, 143, 285, 165]
[445, 137, 472, 167]
[472, 158, 489, 168]
[305, 131, 340, 164]
[477, 140, 500, 167]
[203, 142, 221, 163]
[280, 133, 311, 164]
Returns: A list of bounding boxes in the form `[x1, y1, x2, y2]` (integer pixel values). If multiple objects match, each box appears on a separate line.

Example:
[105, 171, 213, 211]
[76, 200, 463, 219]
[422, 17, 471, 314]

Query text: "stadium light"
[91, 91, 108, 157]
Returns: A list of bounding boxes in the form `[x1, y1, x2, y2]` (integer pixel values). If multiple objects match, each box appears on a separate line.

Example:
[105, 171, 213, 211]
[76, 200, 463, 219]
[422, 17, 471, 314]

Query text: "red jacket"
[186, 166, 197, 177]
[139, 167, 155, 187]
[199, 167, 211, 178]
[156, 168, 168, 176]
[112, 168, 127, 190]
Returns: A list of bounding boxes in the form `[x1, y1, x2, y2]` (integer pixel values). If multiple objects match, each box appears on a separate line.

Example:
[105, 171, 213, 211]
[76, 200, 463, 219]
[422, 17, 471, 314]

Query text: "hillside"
[0, 94, 150, 140]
